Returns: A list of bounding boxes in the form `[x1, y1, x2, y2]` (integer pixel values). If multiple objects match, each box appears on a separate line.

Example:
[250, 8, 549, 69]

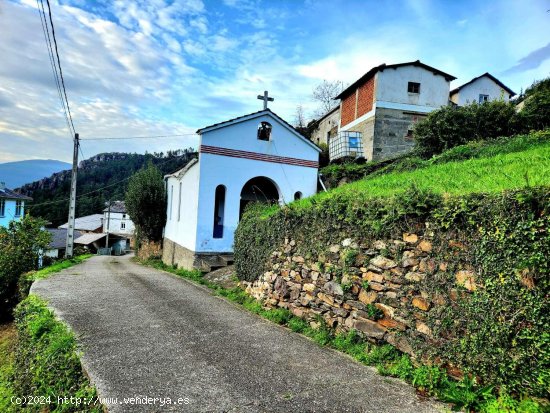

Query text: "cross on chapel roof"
[257, 90, 274, 109]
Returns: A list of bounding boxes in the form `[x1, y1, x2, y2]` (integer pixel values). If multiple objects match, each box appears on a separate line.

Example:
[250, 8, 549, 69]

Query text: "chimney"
[0, 182, 5, 190]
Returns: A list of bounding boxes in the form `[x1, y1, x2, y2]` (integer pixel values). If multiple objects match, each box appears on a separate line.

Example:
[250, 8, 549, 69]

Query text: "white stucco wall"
[0, 199, 25, 228]
[376, 66, 451, 109]
[103, 211, 135, 235]
[163, 112, 320, 255]
[450, 76, 512, 106]
[198, 113, 319, 253]
[163, 161, 200, 252]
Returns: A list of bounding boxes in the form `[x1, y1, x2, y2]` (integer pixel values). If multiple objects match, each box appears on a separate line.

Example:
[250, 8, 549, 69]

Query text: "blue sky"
[0, 0, 549, 163]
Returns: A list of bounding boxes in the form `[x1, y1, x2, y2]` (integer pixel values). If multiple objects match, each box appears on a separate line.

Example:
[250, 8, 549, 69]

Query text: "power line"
[36, 0, 73, 139]
[81, 133, 198, 141]
[44, 0, 76, 135]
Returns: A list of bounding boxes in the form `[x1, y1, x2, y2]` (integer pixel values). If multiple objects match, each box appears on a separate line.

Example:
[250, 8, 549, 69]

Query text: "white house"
[0, 181, 32, 228]
[450, 72, 516, 106]
[102, 201, 135, 236]
[163, 108, 321, 270]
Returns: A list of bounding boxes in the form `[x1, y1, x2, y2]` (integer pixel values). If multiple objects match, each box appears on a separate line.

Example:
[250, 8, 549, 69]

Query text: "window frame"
[15, 200, 23, 217]
[479, 94, 489, 103]
[0, 199, 5, 217]
[407, 82, 421, 94]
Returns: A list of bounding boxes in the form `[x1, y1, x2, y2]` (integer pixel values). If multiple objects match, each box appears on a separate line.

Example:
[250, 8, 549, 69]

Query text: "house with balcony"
[0, 181, 32, 228]
[330, 60, 456, 162]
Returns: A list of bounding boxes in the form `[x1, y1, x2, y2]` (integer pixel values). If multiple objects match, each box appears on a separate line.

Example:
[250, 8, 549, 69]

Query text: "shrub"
[0, 216, 51, 321]
[413, 100, 519, 158]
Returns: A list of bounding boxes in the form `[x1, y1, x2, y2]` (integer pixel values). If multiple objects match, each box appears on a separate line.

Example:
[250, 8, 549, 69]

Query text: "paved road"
[32, 255, 443, 413]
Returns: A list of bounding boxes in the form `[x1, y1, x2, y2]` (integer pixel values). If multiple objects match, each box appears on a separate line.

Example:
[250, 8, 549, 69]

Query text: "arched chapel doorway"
[240, 176, 279, 218]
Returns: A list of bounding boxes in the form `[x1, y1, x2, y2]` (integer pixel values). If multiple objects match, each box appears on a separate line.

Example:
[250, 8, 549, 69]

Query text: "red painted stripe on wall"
[200, 145, 319, 168]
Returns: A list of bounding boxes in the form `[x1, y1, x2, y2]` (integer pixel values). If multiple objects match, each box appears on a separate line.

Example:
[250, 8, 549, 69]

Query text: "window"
[213, 185, 226, 238]
[407, 82, 420, 94]
[257, 121, 272, 141]
[294, 191, 302, 201]
[122, 214, 126, 219]
[0, 200, 4, 217]
[479, 94, 489, 103]
[15, 201, 23, 217]
[406, 129, 413, 138]
[121, 222, 126, 230]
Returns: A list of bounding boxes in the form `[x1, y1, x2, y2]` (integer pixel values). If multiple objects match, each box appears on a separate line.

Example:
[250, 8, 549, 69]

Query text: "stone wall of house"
[242, 229, 475, 363]
[372, 108, 426, 160]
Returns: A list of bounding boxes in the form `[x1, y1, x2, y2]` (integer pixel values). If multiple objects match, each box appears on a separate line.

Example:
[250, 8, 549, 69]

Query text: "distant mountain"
[0, 159, 71, 188]
[19, 149, 197, 226]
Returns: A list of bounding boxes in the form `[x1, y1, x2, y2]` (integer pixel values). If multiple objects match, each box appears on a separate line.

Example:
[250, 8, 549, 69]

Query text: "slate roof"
[58, 214, 103, 231]
[47, 228, 82, 250]
[0, 186, 32, 201]
[196, 109, 321, 153]
[335, 60, 457, 100]
[104, 200, 126, 213]
[450, 72, 516, 97]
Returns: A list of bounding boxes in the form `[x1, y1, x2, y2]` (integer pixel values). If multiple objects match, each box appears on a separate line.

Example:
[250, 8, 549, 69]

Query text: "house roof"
[164, 158, 199, 180]
[74, 232, 106, 245]
[196, 109, 321, 153]
[0, 186, 32, 201]
[47, 228, 82, 249]
[58, 214, 103, 231]
[312, 106, 340, 126]
[104, 200, 126, 213]
[335, 60, 457, 100]
[450, 72, 516, 97]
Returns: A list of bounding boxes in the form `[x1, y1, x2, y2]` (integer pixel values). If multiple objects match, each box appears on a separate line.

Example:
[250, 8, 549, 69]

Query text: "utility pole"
[65, 133, 79, 258]
[105, 199, 111, 250]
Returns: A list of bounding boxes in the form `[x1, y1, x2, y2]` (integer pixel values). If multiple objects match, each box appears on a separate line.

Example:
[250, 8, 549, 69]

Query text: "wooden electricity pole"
[65, 133, 79, 258]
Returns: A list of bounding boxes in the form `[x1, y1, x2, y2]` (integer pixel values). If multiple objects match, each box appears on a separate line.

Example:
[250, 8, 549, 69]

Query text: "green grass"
[0, 323, 17, 413]
[268, 131, 550, 220]
[31, 254, 93, 281]
[137, 258, 547, 412]
[10, 295, 101, 412]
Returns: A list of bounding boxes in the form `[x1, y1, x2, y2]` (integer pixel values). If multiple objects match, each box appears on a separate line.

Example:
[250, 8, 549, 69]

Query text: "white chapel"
[163, 95, 321, 270]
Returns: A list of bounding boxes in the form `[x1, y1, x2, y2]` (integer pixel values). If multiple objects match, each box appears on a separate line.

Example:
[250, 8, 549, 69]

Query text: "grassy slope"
[291, 134, 550, 214]
[0, 323, 16, 412]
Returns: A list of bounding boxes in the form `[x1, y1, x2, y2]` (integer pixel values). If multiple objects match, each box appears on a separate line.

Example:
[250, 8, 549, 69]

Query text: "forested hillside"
[19, 149, 197, 226]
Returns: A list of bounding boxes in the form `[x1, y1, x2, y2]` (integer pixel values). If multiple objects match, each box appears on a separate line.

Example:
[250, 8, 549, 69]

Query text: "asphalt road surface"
[31, 255, 443, 413]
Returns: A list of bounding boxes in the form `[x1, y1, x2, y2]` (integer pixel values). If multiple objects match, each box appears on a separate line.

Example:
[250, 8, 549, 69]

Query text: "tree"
[0, 215, 51, 319]
[312, 80, 342, 115]
[294, 104, 306, 128]
[125, 163, 167, 242]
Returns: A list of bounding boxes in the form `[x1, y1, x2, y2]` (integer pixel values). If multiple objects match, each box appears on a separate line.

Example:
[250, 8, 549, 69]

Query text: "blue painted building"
[0, 181, 33, 227]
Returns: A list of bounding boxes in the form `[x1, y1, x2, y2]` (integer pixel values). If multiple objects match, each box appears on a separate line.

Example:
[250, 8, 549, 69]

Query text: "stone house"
[450, 72, 516, 106]
[331, 60, 456, 162]
[309, 106, 340, 146]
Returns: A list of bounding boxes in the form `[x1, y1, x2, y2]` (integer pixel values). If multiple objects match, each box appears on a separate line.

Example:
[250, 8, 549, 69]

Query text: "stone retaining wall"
[242, 228, 475, 362]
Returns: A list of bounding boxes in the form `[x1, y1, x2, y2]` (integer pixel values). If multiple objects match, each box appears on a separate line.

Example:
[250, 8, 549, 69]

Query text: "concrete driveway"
[31, 255, 443, 413]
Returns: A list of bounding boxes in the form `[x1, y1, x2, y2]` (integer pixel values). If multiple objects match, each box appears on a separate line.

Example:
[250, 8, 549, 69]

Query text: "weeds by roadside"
[138, 257, 548, 413]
